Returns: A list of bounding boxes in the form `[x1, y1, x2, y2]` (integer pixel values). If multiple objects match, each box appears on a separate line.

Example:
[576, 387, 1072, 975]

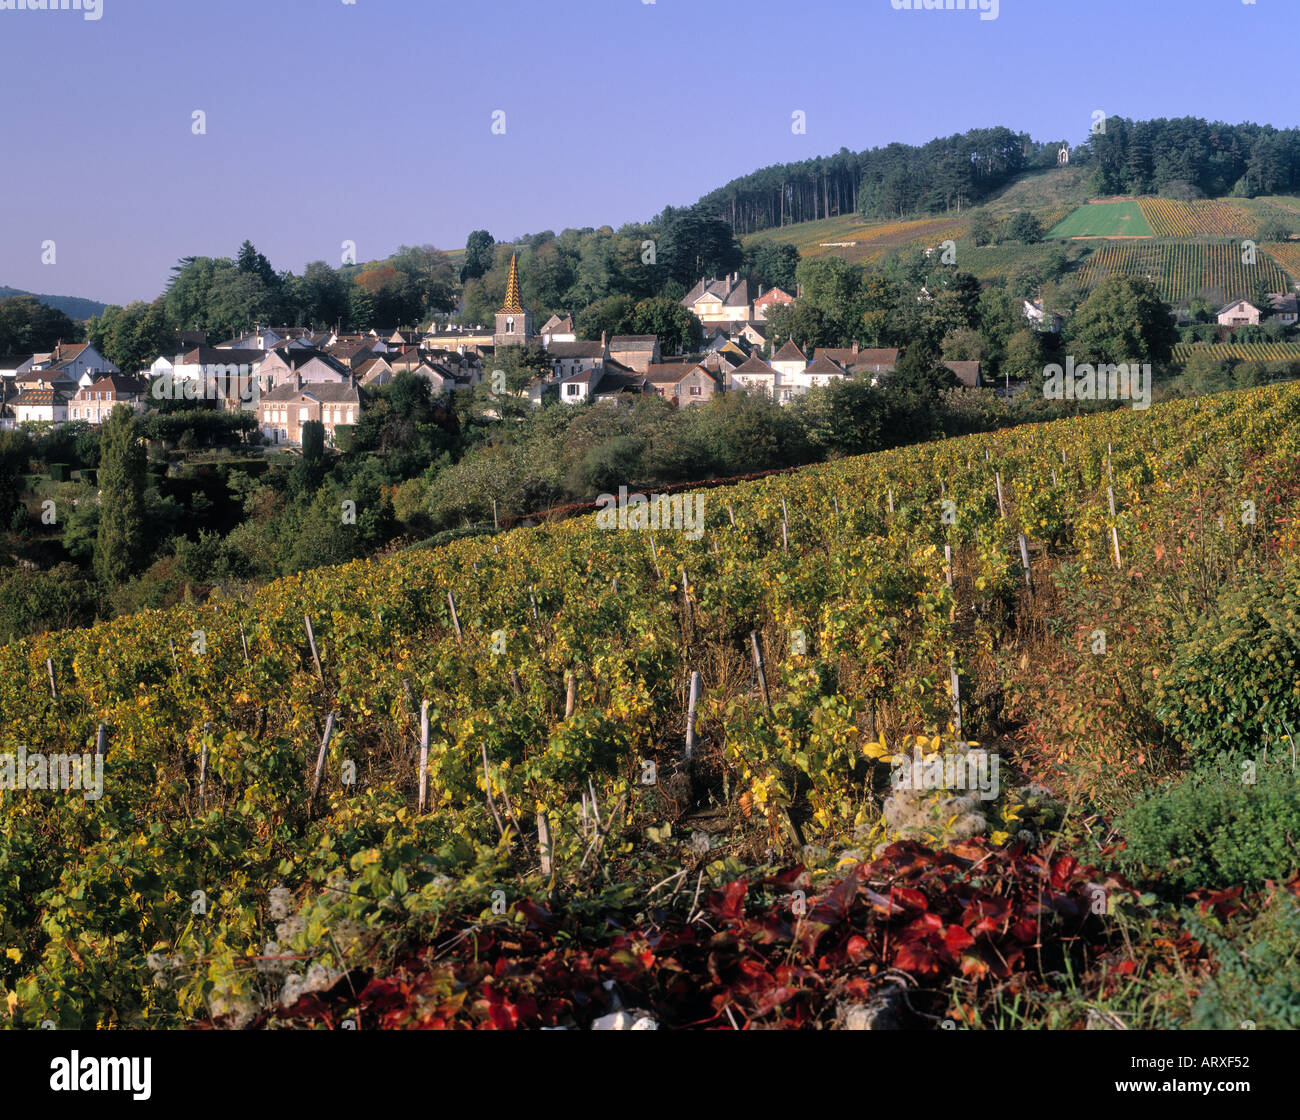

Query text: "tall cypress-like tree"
[95, 406, 147, 587]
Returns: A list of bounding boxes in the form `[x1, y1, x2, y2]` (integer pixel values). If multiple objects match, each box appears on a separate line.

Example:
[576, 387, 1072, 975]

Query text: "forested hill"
[694, 118, 1300, 236]
[0, 285, 106, 322]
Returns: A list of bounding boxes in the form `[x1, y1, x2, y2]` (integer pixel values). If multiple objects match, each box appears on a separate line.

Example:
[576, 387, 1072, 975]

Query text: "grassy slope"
[1047, 201, 1154, 238]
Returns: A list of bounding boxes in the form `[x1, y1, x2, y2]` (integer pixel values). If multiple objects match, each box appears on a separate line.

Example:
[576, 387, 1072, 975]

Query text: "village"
[0, 254, 996, 448]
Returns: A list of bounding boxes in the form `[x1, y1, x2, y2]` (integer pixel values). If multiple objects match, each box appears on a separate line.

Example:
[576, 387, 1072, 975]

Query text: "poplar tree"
[94, 406, 147, 587]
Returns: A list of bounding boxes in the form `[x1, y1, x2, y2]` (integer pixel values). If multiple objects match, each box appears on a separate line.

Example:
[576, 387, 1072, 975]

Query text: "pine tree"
[94, 406, 147, 587]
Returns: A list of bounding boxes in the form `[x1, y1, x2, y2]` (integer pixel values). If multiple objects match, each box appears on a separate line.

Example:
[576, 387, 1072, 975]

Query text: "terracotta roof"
[772, 340, 806, 363]
[76, 374, 147, 396]
[14, 389, 67, 406]
[608, 335, 657, 349]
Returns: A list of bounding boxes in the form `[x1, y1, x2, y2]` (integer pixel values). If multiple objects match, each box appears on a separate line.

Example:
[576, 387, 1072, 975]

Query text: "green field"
[1049, 201, 1154, 239]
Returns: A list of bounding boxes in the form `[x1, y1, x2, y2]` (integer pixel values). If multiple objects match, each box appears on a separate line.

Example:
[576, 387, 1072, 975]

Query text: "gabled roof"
[772, 340, 806, 363]
[816, 346, 899, 367]
[732, 353, 777, 377]
[1217, 299, 1259, 315]
[77, 374, 148, 395]
[804, 354, 846, 376]
[181, 347, 265, 365]
[292, 352, 352, 377]
[540, 314, 573, 333]
[259, 381, 361, 405]
[943, 360, 981, 388]
[608, 335, 657, 349]
[549, 340, 605, 359]
[645, 363, 713, 386]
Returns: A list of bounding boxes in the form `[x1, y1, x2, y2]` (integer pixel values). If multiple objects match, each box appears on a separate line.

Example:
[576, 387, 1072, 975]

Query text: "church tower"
[494, 254, 533, 347]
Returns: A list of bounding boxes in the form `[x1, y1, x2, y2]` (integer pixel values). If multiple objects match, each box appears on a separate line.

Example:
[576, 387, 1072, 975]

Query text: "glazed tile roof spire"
[500, 253, 524, 314]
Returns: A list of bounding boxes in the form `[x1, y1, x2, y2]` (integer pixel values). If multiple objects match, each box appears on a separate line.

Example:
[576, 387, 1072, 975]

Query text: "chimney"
[852, 341, 859, 356]
[600, 330, 607, 350]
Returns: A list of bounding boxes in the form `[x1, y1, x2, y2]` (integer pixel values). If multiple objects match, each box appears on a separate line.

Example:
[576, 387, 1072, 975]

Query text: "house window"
[298, 407, 309, 422]
[690, 386, 701, 396]
[566, 384, 579, 396]
[345, 409, 354, 424]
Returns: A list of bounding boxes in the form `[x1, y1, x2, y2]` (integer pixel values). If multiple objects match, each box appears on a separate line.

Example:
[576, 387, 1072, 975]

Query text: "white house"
[1217, 299, 1261, 327]
[12, 388, 69, 424]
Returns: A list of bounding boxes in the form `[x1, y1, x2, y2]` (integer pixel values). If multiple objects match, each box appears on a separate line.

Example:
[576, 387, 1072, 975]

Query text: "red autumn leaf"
[906, 912, 944, 937]
[894, 940, 943, 975]
[711, 879, 749, 922]
[893, 887, 929, 912]
[1050, 856, 1079, 889]
[1010, 918, 1038, 942]
[944, 925, 976, 954]
[846, 935, 870, 963]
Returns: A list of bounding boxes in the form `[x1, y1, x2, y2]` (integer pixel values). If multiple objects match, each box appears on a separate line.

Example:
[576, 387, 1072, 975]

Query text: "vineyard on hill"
[742, 213, 967, 265]
[1136, 198, 1256, 239]
[3, 386, 1300, 1029]
[1174, 341, 1300, 364]
[1077, 240, 1294, 305]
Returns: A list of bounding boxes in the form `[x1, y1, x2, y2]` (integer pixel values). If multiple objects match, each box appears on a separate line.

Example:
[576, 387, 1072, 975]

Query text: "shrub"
[1152, 573, 1300, 769]
[1183, 889, 1300, 1029]
[0, 563, 98, 641]
[1117, 762, 1300, 892]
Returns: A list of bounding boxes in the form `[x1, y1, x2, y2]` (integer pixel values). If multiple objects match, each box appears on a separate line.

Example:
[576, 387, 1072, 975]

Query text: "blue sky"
[0, 0, 1294, 306]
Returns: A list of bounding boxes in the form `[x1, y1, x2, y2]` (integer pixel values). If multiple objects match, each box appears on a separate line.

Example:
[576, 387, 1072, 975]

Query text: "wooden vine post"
[304, 615, 324, 683]
[684, 671, 702, 761]
[417, 701, 430, 814]
[198, 722, 210, 806]
[537, 810, 553, 876]
[307, 713, 335, 819]
[447, 592, 463, 645]
[750, 631, 771, 710]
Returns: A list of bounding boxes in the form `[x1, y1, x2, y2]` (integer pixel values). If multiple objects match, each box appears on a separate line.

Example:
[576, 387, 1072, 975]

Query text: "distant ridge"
[0, 285, 107, 321]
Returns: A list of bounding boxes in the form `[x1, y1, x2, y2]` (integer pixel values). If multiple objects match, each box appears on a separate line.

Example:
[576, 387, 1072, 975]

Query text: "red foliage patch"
[241, 840, 1140, 1030]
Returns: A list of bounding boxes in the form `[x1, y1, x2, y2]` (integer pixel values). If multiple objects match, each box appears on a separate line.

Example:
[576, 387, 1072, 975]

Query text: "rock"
[591, 1010, 658, 1030]
[837, 984, 906, 1030]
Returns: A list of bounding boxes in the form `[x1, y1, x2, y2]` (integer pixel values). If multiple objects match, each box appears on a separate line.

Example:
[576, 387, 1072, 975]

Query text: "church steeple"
[494, 252, 533, 348]
[500, 253, 524, 314]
